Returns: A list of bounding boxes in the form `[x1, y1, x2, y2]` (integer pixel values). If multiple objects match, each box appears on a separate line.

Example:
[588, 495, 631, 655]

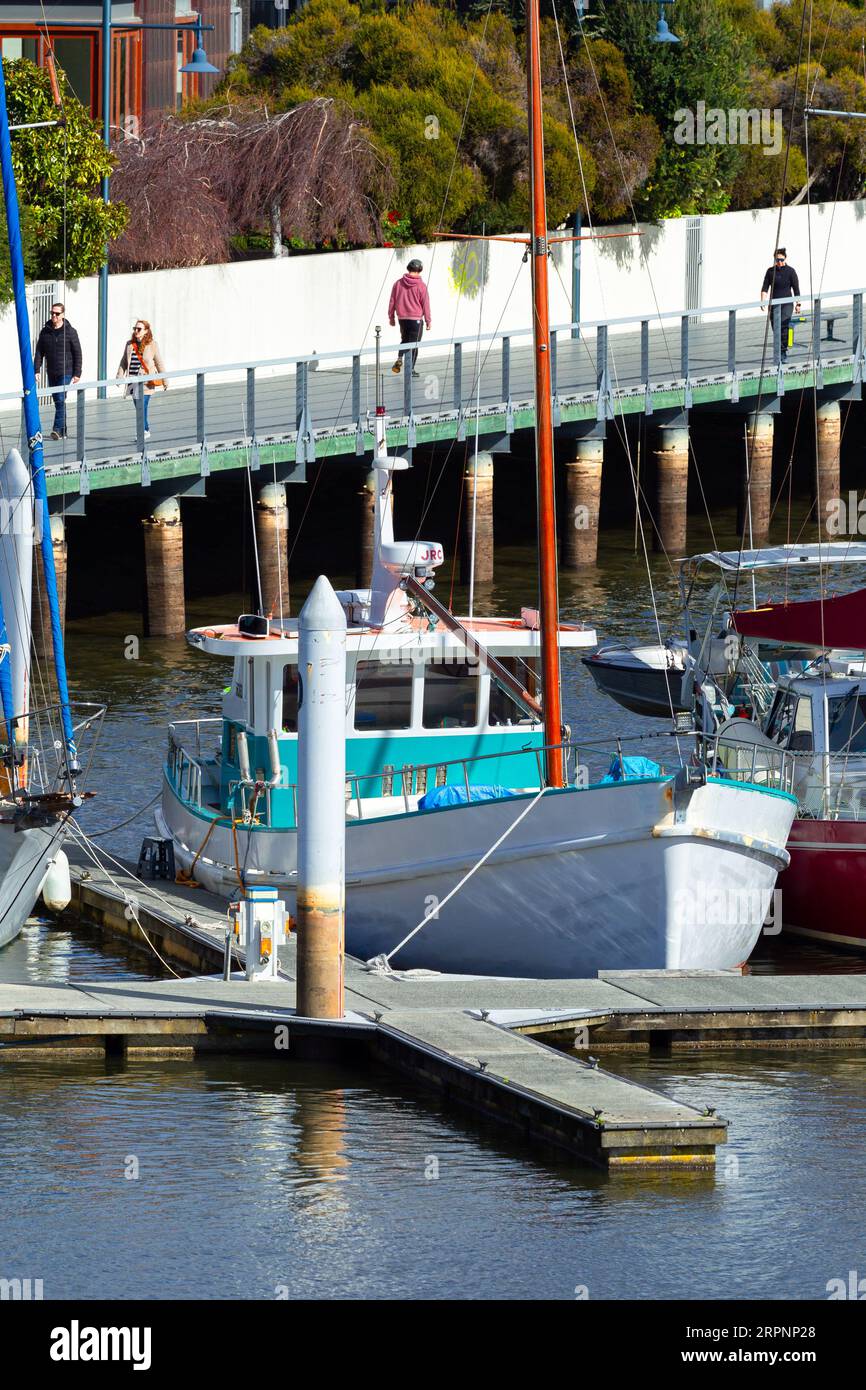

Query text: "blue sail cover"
[602, 755, 662, 783]
[418, 785, 520, 811]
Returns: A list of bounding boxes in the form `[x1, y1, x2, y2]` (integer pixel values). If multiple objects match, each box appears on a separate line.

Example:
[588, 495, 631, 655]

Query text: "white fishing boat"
[157, 0, 797, 976]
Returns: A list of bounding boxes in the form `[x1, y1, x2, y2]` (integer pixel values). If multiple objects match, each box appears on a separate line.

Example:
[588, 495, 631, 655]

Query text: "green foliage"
[0, 59, 127, 299]
[597, 0, 754, 218]
[222, 1, 608, 236]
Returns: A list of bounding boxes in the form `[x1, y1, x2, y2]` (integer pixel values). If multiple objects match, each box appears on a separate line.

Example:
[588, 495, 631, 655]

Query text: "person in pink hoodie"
[388, 258, 431, 376]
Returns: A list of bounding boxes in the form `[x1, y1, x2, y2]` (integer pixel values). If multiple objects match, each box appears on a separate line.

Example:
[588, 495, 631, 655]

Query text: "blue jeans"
[49, 373, 72, 433]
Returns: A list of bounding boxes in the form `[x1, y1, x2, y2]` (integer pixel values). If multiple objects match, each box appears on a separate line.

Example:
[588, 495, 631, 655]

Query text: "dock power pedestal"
[225, 887, 288, 982]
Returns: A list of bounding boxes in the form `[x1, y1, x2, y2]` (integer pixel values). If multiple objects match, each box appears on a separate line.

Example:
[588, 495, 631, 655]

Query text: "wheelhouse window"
[355, 661, 412, 730]
[422, 661, 477, 729]
[765, 690, 798, 746]
[827, 689, 866, 754]
[282, 664, 299, 732]
[489, 657, 532, 726]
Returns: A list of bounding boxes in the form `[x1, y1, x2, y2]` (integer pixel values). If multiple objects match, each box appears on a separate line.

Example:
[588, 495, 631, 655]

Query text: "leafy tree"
[0, 58, 126, 298]
[222, 1, 610, 236]
[596, 0, 754, 217]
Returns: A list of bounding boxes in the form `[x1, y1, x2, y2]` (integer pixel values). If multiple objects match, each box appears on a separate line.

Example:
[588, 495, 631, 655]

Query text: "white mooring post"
[296, 575, 347, 1018]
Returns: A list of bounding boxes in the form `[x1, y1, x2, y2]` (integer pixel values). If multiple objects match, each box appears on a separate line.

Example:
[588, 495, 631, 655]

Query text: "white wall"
[1, 198, 863, 394]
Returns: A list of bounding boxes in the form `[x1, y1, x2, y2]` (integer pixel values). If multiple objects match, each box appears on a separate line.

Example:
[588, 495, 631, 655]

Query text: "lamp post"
[570, 0, 679, 330]
[96, 9, 219, 395]
[573, 0, 681, 43]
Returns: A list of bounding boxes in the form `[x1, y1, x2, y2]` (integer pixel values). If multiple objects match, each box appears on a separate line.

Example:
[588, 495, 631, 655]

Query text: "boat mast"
[526, 0, 564, 787]
[0, 56, 79, 780]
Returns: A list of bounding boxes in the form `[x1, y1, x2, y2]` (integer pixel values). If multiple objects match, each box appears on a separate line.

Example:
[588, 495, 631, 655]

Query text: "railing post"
[75, 389, 89, 497]
[196, 371, 209, 476]
[403, 344, 416, 450]
[641, 319, 652, 415]
[295, 360, 314, 465]
[196, 372, 206, 443]
[502, 335, 514, 435]
[352, 353, 363, 454]
[680, 314, 691, 407]
[813, 295, 823, 388]
[728, 308, 738, 402]
[246, 366, 259, 470]
[596, 323, 610, 421]
[454, 341, 465, 439]
[551, 328, 560, 425]
[135, 382, 145, 455]
[772, 303, 782, 368]
[854, 293, 864, 384]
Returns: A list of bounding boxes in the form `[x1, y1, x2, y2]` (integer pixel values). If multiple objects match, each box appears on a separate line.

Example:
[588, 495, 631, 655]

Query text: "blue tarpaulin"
[601, 755, 662, 783]
[418, 784, 520, 811]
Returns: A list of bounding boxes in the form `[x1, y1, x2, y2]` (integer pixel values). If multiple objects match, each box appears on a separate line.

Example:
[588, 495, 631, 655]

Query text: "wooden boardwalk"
[3, 852, 866, 1170]
[0, 308, 857, 503]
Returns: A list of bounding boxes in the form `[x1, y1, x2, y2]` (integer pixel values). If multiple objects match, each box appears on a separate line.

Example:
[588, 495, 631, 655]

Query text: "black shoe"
[49, 429, 66, 439]
[412, 370, 420, 379]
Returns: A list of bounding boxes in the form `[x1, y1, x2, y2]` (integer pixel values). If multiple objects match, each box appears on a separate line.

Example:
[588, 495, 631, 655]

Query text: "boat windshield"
[827, 689, 866, 754]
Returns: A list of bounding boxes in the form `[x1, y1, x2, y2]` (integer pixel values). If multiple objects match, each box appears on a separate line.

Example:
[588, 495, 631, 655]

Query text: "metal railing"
[5, 284, 864, 483]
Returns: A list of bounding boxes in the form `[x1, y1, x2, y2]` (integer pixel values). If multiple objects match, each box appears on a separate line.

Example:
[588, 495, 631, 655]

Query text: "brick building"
[0, 3, 247, 134]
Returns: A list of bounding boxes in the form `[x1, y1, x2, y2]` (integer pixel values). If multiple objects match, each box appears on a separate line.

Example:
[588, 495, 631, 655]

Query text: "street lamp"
[180, 21, 221, 76]
[652, 0, 680, 44]
[573, 0, 682, 43]
[97, 8, 220, 393]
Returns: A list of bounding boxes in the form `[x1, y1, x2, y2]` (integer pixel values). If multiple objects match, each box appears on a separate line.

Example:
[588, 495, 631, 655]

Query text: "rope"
[370, 785, 548, 969]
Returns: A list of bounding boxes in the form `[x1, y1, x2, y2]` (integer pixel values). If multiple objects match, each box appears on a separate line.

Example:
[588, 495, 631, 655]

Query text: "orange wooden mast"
[526, 0, 564, 787]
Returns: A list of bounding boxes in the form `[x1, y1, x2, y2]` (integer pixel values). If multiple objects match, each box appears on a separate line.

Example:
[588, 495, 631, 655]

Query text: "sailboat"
[156, 0, 797, 977]
[0, 57, 102, 948]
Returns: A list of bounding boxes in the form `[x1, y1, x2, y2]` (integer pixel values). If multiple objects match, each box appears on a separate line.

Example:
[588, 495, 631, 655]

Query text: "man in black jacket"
[760, 248, 801, 363]
[33, 302, 82, 438]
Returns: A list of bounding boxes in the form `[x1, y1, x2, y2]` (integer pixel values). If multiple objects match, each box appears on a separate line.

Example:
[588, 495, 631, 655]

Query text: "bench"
[792, 309, 850, 343]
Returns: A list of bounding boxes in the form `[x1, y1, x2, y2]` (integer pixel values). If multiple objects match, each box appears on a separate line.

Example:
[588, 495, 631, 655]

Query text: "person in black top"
[760, 248, 801, 363]
[33, 302, 82, 438]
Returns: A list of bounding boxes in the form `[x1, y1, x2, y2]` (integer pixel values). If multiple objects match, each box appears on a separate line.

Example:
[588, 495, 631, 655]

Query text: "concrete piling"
[296, 575, 347, 1020]
[142, 496, 185, 637]
[461, 451, 494, 585]
[740, 412, 774, 548]
[563, 437, 603, 567]
[33, 513, 66, 661]
[652, 425, 689, 555]
[816, 400, 842, 539]
[255, 481, 290, 619]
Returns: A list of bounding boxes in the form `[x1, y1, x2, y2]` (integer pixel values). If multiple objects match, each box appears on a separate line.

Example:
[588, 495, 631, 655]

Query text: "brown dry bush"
[110, 98, 392, 271]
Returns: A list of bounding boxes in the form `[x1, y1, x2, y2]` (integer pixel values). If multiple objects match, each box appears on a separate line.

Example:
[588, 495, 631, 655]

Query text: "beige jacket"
[117, 338, 167, 394]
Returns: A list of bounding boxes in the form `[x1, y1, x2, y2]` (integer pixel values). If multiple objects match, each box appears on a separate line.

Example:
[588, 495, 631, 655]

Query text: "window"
[827, 690, 866, 754]
[765, 690, 798, 746]
[112, 31, 142, 139]
[489, 657, 532, 726]
[282, 664, 299, 732]
[1, 37, 39, 63]
[788, 696, 813, 752]
[423, 661, 477, 729]
[53, 36, 94, 110]
[176, 27, 197, 109]
[354, 661, 412, 730]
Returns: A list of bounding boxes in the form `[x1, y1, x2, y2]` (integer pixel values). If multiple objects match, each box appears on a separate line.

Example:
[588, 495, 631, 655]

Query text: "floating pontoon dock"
[3, 852, 866, 1172]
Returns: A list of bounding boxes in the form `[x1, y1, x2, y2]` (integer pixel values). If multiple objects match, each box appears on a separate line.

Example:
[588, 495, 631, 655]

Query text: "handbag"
[131, 342, 166, 390]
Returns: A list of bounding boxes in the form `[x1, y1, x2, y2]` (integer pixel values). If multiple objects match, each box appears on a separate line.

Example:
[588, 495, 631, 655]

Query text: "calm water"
[0, 1049, 864, 1300]
[2, 508, 865, 1300]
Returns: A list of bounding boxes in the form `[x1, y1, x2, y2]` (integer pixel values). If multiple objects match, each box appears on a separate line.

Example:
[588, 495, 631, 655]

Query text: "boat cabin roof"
[188, 614, 595, 659]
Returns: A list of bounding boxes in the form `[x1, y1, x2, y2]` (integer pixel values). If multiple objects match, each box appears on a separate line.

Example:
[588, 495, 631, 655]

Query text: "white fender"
[40, 848, 71, 912]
